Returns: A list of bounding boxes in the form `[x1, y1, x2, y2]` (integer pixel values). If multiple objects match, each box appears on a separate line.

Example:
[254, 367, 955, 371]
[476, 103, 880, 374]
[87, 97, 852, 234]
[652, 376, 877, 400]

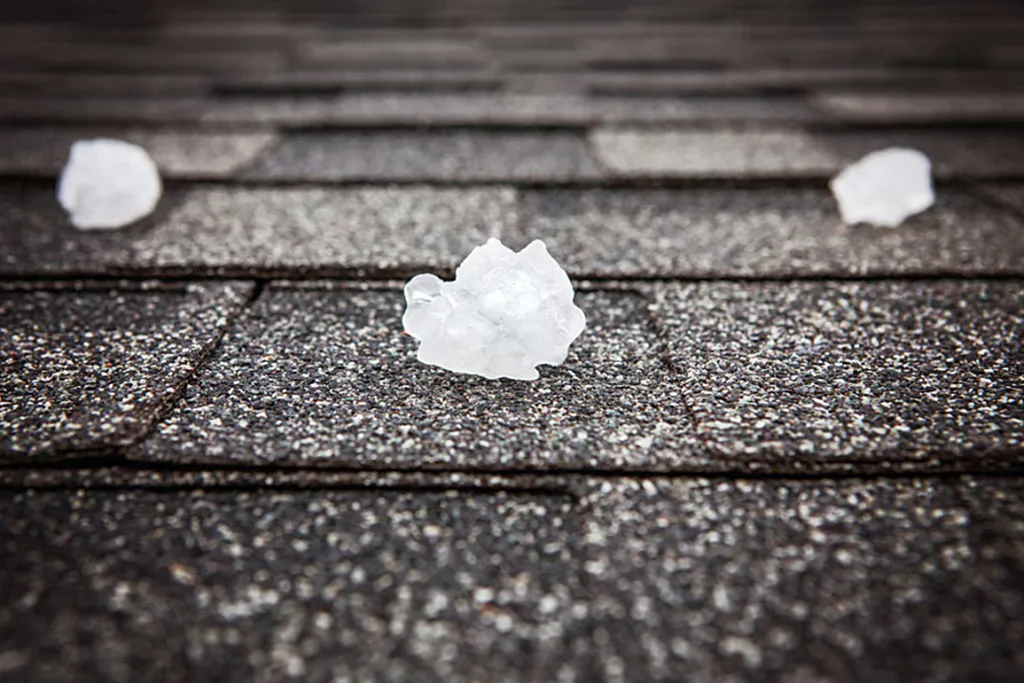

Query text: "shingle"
[203, 94, 597, 126]
[585, 68, 1024, 96]
[0, 73, 209, 96]
[519, 188, 1024, 277]
[0, 466, 575, 494]
[590, 128, 838, 178]
[128, 186, 519, 276]
[296, 36, 489, 69]
[573, 477, 1024, 682]
[0, 96, 206, 124]
[504, 72, 590, 95]
[0, 489, 578, 683]
[212, 69, 502, 94]
[591, 127, 1024, 179]
[16, 45, 285, 74]
[982, 183, 1024, 213]
[2, 477, 1022, 682]
[0, 281, 253, 460]
[48, 73, 210, 96]
[0, 128, 278, 179]
[821, 130, 1024, 179]
[815, 93, 1024, 124]
[202, 94, 813, 126]
[243, 130, 605, 182]
[0, 184, 184, 276]
[133, 286, 703, 470]
[0, 185, 517, 278]
[651, 280, 1024, 471]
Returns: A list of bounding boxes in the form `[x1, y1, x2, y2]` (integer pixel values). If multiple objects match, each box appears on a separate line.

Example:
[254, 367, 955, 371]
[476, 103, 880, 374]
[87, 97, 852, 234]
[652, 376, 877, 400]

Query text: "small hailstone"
[829, 147, 934, 228]
[403, 238, 586, 381]
[57, 139, 162, 230]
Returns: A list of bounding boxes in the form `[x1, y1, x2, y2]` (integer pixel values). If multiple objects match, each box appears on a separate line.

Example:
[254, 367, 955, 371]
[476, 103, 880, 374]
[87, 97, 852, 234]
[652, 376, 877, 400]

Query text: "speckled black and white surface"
[0, 281, 253, 459]
[653, 280, 1024, 470]
[242, 130, 606, 183]
[0, 489, 579, 683]
[6, 186, 1023, 279]
[520, 188, 1024, 277]
[130, 186, 519, 275]
[3, 3, 1024, 681]
[571, 476, 1024, 682]
[134, 286, 704, 470]
[590, 128, 1024, 179]
[2, 477, 1022, 683]
[201, 93, 816, 127]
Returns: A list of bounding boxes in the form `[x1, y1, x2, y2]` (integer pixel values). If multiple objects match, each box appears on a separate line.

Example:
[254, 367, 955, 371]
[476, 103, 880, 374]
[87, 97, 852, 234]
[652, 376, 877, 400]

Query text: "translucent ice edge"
[403, 238, 586, 381]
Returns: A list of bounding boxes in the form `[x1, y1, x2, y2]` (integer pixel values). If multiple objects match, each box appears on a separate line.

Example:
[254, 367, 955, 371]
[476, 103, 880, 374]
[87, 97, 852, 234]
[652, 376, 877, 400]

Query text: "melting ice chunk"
[57, 139, 162, 230]
[829, 147, 934, 228]
[403, 238, 586, 381]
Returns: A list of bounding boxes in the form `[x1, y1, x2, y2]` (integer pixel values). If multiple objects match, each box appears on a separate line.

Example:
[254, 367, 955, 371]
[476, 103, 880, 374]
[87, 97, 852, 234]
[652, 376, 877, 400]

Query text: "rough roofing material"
[591, 127, 1024, 179]
[0, 185, 518, 278]
[519, 188, 1024, 277]
[2, 477, 1021, 682]
[585, 68, 1024, 96]
[5, 185, 1023, 280]
[573, 476, 1024, 682]
[590, 128, 838, 178]
[0, 466, 576, 494]
[982, 184, 1024, 213]
[0, 489, 578, 683]
[133, 286, 704, 470]
[130, 186, 520, 276]
[652, 280, 1024, 470]
[0, 281, 253, 460]
[242, 130, 605, 183]
[0, 128, 278, 179]
[814, 92, 1024, 124]
[0, 96, 206, 124]
[212, 69, 503, 94]
[201, 94, 814, 127]
[0, 184, 176, 276]
[0, 73, 210, 97]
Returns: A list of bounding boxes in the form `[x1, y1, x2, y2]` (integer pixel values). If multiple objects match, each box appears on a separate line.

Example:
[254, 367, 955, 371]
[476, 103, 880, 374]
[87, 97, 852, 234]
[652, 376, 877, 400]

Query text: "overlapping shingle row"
[2, 7, 1024, 681]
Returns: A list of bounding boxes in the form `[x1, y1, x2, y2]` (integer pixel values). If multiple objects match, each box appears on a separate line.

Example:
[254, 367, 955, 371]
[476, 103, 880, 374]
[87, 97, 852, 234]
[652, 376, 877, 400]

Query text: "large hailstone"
[403, 238, 586, 381]
[57, 139, 162, 230]
[829, 147, 934, 228]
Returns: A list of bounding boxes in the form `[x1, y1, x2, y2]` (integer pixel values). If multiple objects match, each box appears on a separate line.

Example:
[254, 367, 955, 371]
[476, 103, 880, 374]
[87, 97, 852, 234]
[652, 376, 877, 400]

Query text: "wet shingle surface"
[243, 130, 605, 182]
[0, 281, 253, 460]
[135, 286, 703, 470]
[573, 477, 1024, 682]
[0, 489, 578, 683]
[520, 188, 1024, 277]
[653, 280, 1024, 470]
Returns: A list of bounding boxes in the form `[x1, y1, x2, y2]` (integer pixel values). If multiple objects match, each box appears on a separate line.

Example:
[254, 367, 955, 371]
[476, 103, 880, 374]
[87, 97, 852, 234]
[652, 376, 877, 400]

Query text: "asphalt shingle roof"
[2, 4, 1024, 681]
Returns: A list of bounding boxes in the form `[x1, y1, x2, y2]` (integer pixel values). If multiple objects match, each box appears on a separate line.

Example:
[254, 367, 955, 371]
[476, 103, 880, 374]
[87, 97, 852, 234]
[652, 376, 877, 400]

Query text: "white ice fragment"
[403, 238, 586, 381]
[57, 138, 162, 230]
[829, 147, 934, 228]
